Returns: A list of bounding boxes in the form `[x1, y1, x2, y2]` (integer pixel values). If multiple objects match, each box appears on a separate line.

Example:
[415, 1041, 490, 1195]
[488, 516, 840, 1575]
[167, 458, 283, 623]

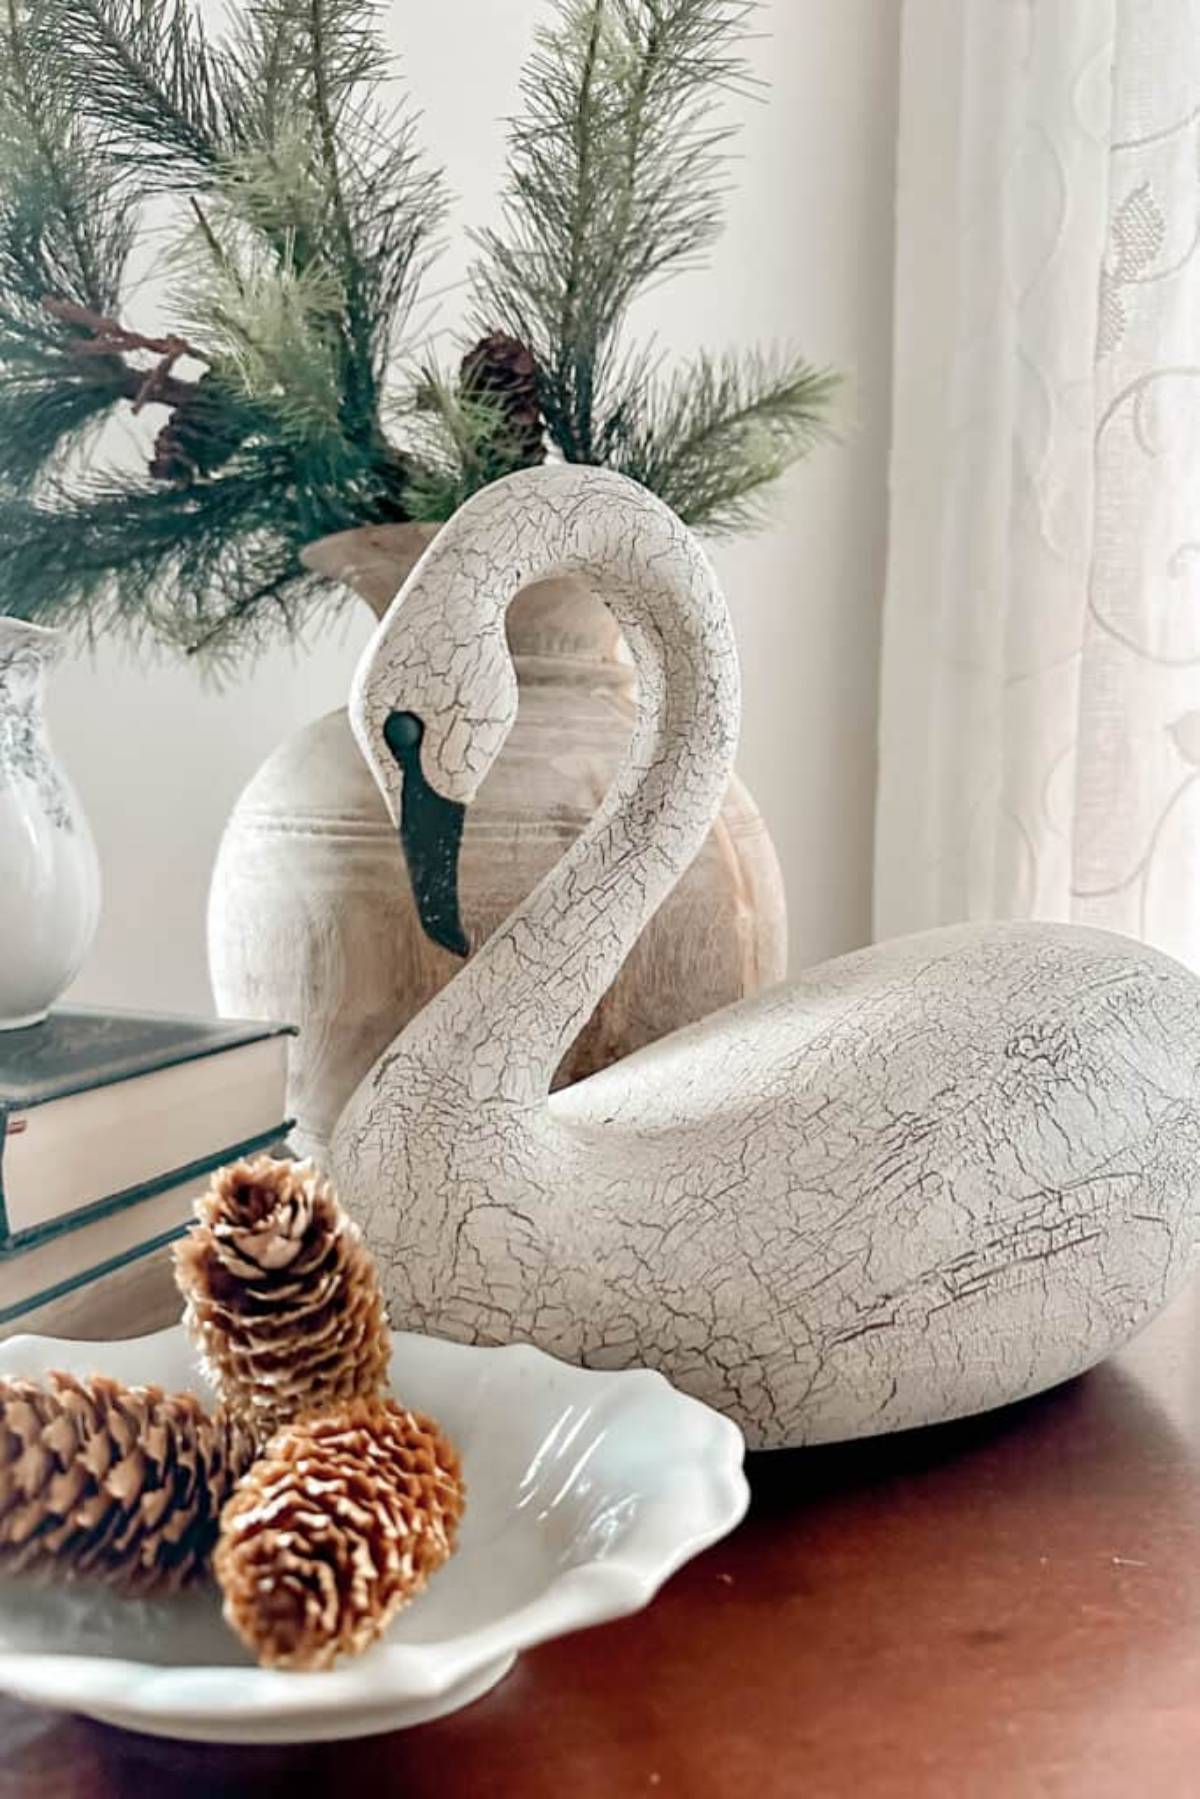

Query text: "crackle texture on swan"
[332, 465, 1200, 1450]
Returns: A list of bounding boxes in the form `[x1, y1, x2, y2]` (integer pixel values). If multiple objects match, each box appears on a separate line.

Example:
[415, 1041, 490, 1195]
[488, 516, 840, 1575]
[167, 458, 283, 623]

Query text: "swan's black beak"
[384, 710, 469, 959]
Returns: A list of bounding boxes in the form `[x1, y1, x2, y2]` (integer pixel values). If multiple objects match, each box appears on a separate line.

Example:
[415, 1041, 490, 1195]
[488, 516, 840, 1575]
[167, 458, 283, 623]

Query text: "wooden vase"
[207, 521, 787, 1162]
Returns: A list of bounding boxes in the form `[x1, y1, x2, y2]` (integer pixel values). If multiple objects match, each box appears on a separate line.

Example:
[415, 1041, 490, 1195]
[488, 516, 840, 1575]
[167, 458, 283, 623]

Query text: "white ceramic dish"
[0, 1326, 748, 1743]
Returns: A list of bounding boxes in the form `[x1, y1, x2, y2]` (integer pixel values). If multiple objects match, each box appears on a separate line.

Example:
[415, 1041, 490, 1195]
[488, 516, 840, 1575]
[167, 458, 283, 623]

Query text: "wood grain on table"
[4, 1282, 1200, 1798]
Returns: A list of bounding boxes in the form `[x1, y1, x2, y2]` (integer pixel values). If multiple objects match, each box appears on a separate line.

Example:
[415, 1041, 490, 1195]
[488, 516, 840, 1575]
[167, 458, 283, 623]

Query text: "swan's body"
[332, 466, 1200, 1449]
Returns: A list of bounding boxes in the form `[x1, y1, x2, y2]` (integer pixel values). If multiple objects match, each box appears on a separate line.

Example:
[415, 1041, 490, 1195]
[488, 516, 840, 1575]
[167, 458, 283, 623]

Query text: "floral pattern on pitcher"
[0, 634, 73, 832]
[0, 617, 100, 1028]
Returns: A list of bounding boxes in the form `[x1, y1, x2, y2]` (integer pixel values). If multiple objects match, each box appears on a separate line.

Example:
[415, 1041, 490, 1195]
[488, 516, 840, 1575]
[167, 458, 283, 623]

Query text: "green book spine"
[0, 1222, 190, 1330]
[0, 1106, 11, 1243]
[0, 1123, 294, 1255]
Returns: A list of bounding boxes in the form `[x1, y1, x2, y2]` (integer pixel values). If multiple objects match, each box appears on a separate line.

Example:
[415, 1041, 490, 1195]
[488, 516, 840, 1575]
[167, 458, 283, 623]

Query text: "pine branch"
[0, 0, 440, 656]
[399, 364, 527, 523]
[464, 3, 840, 535]
[0, 371, 122, 489]
[174, 228, 345, 440]
[230, 0, 392, 115]
[169, 207, 412, 525]
[32, 0, 229, 187]
[309, 0, 374, 422]
[472, 0, 757, 462]
[3, 7, 105, 309]
[2, 0, 836, 664]
[0, 4, 135, 311]
[204, 4, 445, 461]
[218, 0, 386, 156]
[0, 2, 138, 484]
[40, 299, 205, 408]
[604, 348, 840, 534]
[221, 5, 441, 348]
[554, 3, 604, 460]
[0, 443, 354, 663]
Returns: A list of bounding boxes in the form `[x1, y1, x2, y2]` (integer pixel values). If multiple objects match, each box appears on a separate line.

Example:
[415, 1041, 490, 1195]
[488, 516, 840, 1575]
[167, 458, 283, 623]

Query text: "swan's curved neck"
[395, 488, 741, 1107]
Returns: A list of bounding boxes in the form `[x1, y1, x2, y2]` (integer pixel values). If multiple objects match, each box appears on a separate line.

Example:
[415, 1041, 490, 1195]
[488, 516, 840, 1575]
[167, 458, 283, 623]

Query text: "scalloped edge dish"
[0, 1326, 748, 1742]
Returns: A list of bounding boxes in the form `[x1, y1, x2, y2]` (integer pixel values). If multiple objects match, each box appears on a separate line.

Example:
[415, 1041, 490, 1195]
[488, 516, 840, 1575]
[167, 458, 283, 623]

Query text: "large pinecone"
[174, 1155, 391, 1442]
[0, 1373, 254, 1595]
[215, 1398, 464, 1670]
[459, 332, 546, 469]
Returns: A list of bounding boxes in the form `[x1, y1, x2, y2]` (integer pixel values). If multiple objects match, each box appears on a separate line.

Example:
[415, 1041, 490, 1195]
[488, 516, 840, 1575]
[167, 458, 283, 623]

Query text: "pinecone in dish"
[214, 1397, 464, 1670]
[0, 1371, 254, 1594]
[174, 1154, 391, 1441]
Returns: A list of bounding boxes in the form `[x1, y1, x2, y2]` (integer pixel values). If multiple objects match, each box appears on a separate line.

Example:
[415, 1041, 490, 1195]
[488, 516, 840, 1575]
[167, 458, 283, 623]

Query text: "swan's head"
[349, 482, 528, 958]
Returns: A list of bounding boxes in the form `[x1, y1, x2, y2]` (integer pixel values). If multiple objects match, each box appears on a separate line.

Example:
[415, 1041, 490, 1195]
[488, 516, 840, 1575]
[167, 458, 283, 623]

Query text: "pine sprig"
[195, 1, 445, 497]
[220, 3, 443, 379]
[0, 0, 445, 654]
[472, 0, 758, 463]
[604, 349, 840, 534]
[173, 226, 349, 453]
[400, 364, 526, 524]
[234, 0, 393, 115]
[0, 0, 836, 663]
[33, 0, 229, 186]
[0, 6, 132, 313]
[0, 1, 138, 486]
[0, 443, 350, 665]
[217, 0, 386, 154]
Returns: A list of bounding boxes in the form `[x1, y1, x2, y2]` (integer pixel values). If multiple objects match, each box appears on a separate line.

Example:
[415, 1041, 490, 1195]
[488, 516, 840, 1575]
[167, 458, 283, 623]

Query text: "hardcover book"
[0, 1170, 203, 1329]
[0, 1007, 294, 1247]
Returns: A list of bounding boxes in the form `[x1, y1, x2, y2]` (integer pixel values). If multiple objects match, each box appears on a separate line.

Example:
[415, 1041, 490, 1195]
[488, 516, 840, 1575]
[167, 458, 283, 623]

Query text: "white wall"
[54, 0, 900, 1017]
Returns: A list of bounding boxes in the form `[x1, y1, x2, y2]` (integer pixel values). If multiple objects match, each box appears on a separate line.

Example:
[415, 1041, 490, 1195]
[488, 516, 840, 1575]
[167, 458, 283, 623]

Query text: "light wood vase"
[207, 521, 787, 1162]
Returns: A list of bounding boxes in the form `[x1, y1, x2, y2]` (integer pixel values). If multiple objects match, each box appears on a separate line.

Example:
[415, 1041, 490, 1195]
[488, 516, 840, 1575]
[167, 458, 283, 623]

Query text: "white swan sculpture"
[331, 465, 1200, 1449]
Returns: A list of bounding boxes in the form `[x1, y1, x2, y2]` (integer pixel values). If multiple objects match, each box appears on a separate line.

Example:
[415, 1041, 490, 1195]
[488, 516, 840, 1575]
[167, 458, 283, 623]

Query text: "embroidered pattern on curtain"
[876, 0, 1200, 966]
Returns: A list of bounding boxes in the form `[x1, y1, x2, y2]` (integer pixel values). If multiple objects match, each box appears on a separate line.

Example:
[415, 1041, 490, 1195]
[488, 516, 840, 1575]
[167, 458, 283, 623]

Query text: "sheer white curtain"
[875, 0, 1200, 966]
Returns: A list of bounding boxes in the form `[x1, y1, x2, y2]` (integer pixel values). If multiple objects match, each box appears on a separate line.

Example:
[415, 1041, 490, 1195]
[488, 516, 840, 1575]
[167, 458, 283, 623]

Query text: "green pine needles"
[0, 0, 838, 666]
[0, 0, 446, 663]
[472, 0, 837, 531]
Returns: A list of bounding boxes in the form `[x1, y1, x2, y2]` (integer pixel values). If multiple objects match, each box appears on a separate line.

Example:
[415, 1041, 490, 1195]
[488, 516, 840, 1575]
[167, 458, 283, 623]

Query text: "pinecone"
[459, 332, 546, 468]
[174, 1155, 391, 1442]
[0, 1373, 254, 1595]
[149, 372, 248, 483]
[149, 414, 195, 483]
[214, 1398, 464, 1670]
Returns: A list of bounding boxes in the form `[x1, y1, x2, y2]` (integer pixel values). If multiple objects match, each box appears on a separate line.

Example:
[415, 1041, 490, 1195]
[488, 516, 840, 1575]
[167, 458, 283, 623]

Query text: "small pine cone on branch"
[149, 371, 249, 483]
[460, 331, 546, 469]
[149, 413, 197, 483]
[0, 1373, 254, 1595]
[174, 1155, 390, 1442]
[214, 1398, 464, 1670]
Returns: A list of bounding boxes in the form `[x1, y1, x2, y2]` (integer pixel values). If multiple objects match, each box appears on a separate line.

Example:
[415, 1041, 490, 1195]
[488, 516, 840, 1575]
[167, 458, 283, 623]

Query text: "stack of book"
[0, 1008, 294, 1336]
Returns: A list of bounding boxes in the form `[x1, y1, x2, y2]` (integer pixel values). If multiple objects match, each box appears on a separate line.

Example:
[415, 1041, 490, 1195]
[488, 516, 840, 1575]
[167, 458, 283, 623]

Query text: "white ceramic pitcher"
[0, 619, 100, 1028]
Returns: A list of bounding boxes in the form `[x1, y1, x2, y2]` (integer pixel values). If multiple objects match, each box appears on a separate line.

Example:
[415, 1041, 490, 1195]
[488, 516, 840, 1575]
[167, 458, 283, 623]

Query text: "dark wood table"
[6, 1285, 1200, 1798]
